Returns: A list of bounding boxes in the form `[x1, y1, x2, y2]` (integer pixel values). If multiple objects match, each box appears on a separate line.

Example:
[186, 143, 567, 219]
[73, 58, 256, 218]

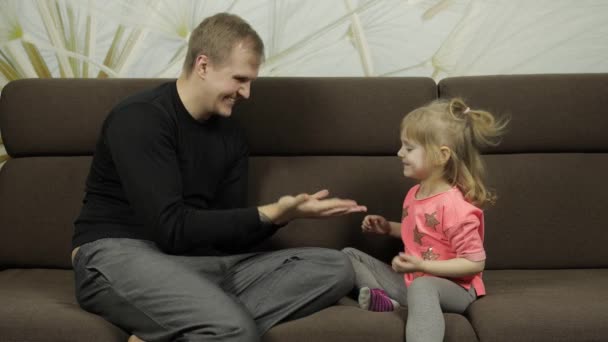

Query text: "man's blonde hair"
[183, 13, 264, 74]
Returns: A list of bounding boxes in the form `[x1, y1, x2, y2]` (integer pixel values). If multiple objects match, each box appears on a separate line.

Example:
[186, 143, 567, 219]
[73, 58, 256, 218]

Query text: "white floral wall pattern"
[1, 0, 607, 165]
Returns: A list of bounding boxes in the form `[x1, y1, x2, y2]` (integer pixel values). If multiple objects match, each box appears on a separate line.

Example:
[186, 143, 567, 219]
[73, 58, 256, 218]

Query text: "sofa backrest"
[0, 77, 435, 269]
[439, 74, 608, 269]
[0, 79, 174, 269]
[1, 75, 606, 271]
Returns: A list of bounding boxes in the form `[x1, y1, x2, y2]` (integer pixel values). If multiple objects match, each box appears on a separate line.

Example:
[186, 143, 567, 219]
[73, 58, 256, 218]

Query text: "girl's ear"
[438, 146, 452, 166]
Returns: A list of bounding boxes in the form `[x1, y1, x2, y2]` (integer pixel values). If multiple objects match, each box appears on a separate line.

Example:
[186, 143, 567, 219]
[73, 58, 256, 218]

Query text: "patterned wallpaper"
[1, 0, 607, 164]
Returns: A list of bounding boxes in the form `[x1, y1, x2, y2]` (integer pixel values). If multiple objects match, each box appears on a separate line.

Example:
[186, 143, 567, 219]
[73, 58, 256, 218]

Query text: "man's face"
[204, 43, 260, 117]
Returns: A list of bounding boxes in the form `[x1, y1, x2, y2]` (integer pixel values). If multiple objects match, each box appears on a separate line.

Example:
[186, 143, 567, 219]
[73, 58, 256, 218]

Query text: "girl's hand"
[392, 252, 424, 273]
[361, 215, 391, 235]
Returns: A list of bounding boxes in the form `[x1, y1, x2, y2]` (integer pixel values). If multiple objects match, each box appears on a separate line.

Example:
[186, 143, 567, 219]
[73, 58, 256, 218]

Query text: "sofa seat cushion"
[264, 297, 405, 342]
[1, 268, 480, 342]
[0, 269, 403, 342]
[265, 296, 478, 342]
[469, 269, 608, 342]
[0, 268, 127, 341]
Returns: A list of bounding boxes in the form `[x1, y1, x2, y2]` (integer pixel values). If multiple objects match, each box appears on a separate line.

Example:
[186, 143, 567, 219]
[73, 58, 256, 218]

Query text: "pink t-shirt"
[401, 184, 486, 296]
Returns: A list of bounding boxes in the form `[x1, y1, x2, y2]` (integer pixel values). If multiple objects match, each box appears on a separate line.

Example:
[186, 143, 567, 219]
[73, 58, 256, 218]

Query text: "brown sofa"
[1, 74, 607, 342]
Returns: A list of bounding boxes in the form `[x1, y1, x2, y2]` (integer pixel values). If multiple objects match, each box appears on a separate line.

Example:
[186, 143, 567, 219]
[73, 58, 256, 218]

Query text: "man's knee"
[178, 310, 259, 342]
[341, 247, 373, 269]
[341, 246, 359, 260]
[279, 248, 355, 297]
[316, 248, 355, 293]
[214, 314, 260, 342]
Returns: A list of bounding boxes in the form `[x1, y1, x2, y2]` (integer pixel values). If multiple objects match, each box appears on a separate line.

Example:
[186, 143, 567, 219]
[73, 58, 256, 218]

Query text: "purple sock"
[369, 288, 395, 312]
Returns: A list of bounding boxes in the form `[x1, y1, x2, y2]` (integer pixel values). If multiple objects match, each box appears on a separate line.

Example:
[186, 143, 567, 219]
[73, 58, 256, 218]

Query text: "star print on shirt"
[422, 247, 439, 260]
[402, 206, 409, 220]
[413, 225, 425, 245]
[425, 212, 440, 231]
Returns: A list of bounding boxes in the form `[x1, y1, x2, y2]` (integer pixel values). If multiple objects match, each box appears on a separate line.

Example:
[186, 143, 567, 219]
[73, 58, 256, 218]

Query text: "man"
[72, 13, 366, 342]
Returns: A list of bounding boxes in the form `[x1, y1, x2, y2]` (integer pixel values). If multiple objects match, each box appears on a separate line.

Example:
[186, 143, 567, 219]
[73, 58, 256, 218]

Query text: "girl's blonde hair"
[401, 98, 508, 207]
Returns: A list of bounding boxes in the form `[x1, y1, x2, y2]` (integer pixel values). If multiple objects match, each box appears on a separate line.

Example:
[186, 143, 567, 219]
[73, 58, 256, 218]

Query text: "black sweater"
[73, 82, 276, 255]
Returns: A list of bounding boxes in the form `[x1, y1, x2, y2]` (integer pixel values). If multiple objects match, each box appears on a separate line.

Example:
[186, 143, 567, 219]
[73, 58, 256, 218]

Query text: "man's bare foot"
[128, 335, 145, 342]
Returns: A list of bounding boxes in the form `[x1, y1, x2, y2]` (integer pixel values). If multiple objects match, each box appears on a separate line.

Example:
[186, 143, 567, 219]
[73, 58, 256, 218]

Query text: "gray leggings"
[73, 238, 354, 342]
[342, 247, 476, 342]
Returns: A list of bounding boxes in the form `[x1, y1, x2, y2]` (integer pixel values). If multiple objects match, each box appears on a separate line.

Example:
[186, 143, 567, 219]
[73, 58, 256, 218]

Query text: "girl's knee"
[408, 277, 439, 297]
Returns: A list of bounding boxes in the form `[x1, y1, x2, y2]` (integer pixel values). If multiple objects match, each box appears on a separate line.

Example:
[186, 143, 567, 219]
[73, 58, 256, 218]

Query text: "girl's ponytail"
[449, 98, 507, 149]
[446, 98, 509, 206]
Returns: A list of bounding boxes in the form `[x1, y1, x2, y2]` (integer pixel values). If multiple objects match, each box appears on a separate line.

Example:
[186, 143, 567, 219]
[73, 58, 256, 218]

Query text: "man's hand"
[258, 189, 367, 225]
[361, 215, 391, 235]
[392, 252, 424, 273]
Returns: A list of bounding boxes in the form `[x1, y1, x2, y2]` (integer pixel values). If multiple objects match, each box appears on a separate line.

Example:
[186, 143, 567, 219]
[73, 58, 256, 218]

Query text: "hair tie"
[463, 107, 471, 114]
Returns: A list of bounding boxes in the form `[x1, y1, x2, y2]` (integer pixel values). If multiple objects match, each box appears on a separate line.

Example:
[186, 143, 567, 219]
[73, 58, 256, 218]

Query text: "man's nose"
[239, 83, 250, 99]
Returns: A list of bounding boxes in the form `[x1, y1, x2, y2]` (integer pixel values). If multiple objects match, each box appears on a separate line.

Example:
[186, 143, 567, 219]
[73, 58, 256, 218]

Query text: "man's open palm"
[277, 189, 367, 220]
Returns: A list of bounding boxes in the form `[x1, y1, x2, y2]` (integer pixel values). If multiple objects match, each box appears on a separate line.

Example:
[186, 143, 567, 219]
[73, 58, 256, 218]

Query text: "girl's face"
[397, 133, 429, 180]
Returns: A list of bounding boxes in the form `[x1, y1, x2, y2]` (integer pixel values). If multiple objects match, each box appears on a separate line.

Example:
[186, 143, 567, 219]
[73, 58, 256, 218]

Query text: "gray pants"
[342, 247, 476, 342]
[73, 238, 354, 342]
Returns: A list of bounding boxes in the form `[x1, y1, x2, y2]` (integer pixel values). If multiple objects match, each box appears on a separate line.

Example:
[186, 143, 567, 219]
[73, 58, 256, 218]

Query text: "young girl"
[343, 98, 508, 342]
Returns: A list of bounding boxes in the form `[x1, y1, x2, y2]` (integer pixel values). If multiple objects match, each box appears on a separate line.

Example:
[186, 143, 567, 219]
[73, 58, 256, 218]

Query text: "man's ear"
[194, 54, 209, 79]
[438, 146, 452, 166]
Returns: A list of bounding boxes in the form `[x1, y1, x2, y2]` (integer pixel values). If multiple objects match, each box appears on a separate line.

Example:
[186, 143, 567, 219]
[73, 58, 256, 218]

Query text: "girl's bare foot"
[128, 335, 145, 342]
